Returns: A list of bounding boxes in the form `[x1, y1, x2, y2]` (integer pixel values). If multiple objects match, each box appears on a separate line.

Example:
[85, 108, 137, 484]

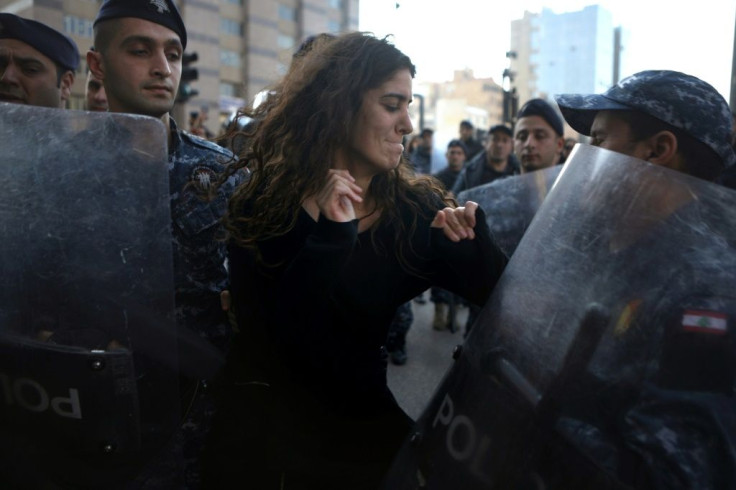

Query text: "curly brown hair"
[223, 32, 453, 270]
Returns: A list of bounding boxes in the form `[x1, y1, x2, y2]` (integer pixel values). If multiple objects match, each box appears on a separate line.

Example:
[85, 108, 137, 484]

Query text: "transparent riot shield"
[457, 165, 563, 256]
[384, 145, 736, 489]
[0, 104, 179, 488]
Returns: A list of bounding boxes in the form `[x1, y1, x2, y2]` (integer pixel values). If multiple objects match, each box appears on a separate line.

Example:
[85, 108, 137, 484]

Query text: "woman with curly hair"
[203, 32, 507, 489]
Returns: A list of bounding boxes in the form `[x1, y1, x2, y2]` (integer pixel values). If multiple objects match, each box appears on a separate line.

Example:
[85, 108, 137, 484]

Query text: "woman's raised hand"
[316, 169, 364, 222]
[431, 201, 479, 242]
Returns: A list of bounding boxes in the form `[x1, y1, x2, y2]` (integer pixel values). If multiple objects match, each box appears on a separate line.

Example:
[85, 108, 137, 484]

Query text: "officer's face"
[0, 39, 71, 108]
[91, 18, 182, 119]
[514, 115, 564, 173]
[589, 111, 653, 161]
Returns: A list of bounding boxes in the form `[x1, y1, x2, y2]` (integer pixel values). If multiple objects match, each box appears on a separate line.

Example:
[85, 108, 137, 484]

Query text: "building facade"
[0, 0, 359, 134]
[510, 5, 626, 106]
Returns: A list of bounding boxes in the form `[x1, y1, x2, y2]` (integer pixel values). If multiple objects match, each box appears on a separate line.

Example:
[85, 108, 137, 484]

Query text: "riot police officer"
[0, 13, 79, 108]
[87, 0, 243, 486]
[548, 71, 736, 488]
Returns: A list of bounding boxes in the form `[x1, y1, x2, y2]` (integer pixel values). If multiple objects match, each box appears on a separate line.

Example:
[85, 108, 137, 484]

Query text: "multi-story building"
[418, 69, 505, 151]
[0, 0, 359, 135]
[509, 5, 626, 106]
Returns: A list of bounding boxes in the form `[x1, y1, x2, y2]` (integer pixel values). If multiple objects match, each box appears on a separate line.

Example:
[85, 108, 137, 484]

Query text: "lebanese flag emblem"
[681, 310, 728, 335]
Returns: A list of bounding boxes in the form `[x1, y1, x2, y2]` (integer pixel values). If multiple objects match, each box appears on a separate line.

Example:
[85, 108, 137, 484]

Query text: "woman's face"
[344, 68, 414, 175]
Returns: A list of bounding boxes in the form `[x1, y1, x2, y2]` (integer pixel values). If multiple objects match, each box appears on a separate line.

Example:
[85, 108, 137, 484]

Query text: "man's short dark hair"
[488, 124, 513, 137]
[447, 139, 468, 155]
[460, 120, 474, 129]
[420, 128, 434, 138]
[517, 98, 564, 137]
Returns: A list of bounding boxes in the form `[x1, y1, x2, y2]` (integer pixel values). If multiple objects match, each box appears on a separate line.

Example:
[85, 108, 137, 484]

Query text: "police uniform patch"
[613, 299, 642, 337]
[191, 166, 216, 192]
[149, 0, 171, 14]
[681, 309, 728, 335]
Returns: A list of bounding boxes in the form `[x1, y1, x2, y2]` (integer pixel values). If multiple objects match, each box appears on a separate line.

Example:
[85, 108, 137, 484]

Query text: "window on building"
[327, 20, 341, 33]
[220, 82, 239, 97]
[221, 18, 243, 36]
[278, 5, 296, 21]
[328, 0, 342, 8]
[277, 34, 294, 50]
[222, 0, 243, 4]
[63, 15, 94, 38]
[220, 50, 241, 67]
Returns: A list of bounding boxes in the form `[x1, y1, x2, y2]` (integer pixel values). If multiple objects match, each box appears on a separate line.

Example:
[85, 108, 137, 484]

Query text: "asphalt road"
[387, 295, 469, 420]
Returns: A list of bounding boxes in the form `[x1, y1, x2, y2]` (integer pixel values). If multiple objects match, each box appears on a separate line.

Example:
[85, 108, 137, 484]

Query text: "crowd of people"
[1, 0, 736, 488]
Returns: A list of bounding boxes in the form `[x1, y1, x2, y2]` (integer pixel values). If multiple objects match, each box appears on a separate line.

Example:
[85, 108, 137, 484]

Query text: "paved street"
[387, 295, 469, 420]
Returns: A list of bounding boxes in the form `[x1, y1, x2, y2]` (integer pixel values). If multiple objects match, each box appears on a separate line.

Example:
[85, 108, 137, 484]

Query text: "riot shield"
[457, 164, 562, 256]
[384, 145, 736, 489]
[0, 104, 179, 488]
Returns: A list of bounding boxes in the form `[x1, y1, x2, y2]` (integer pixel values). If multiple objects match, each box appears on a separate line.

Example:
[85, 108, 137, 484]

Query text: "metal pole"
[731, 8, 736, 109]
[413, 93, 425, 131]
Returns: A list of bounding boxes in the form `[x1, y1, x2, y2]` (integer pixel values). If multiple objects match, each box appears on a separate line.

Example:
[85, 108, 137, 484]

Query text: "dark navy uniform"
[168, 120, 240, 355]
[166, 121, 242, 488]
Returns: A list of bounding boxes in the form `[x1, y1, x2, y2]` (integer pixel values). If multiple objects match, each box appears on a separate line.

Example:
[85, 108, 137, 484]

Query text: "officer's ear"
[645, 130, 681, 170]
[555, 135, 565, 159]
[59, 70, 74, 106]
[87, 50, 104, 81]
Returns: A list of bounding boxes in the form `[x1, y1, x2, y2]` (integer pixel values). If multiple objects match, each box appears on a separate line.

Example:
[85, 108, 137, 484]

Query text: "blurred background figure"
[409, 127, 434, 174]
[458, 119, 484, 161]
[84, 67, 108, 112]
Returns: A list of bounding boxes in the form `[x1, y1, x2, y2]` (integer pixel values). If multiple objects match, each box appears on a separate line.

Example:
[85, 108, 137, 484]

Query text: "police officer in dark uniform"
[550, 71, 736, 488]
[0, 13, 79, 108]
[88, 0, 244, 487]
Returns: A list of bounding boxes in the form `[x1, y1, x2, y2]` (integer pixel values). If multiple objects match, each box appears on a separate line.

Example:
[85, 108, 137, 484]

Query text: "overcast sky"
[359, 0, 736, 103]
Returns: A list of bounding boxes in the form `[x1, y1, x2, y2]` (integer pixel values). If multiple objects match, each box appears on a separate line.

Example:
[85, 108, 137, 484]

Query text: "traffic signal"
[176, 51, 199, 103]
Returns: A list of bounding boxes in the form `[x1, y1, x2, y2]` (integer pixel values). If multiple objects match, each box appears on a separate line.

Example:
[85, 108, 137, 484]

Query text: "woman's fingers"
[316, 170, 363, 221]
[431, 202, 479, 242]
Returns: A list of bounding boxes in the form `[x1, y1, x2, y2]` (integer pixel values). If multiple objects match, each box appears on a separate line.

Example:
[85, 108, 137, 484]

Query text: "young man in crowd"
[458, 119, 484, 160]
[513, 98, 565, 173]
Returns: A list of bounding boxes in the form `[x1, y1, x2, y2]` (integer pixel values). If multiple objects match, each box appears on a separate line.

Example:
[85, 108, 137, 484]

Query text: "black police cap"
[94, 0, 187, 49]
[0, 13, 80, 72]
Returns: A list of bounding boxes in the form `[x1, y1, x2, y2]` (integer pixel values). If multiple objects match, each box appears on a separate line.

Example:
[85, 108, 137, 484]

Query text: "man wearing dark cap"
[452, 123, 519, 196]
[547, 71, 736, 487]
[458, 119, 484, 160]
[555, 70, 735, 181]
[87, 0, 242, 487]
[513, 98, 565, 173]
[0, 13, 79, 108]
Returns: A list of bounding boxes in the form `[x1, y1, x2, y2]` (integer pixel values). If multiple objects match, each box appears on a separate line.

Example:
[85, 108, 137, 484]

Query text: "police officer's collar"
[168, 117, 183, 154]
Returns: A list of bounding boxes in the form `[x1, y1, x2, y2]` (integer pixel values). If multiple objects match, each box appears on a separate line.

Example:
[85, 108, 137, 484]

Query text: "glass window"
[63, 16, 94, 38]
[221, 18, 243, 36]
[328, 0, 341, 8]
[327, 20, 341, 33]
[277, 34, 294, 50]
[220, 50, 241, 67]
[278, 5, 296, 21]
[220, 82, 237, 97]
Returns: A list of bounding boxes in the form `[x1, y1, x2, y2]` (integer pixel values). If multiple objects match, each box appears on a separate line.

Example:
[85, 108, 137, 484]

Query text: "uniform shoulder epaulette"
[180, 130, 234, 158]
